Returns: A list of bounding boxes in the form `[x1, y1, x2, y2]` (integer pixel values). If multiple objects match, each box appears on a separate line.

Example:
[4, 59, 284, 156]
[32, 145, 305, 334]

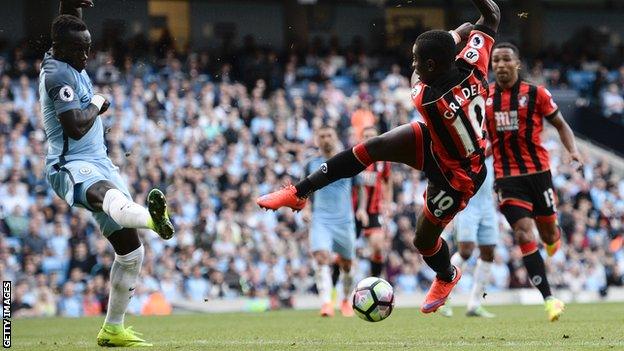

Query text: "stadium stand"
[1, 31, 622, 317]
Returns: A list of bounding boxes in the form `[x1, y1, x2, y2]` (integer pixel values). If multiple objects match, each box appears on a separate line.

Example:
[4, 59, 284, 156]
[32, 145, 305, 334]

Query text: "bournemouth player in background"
[354, 126, 393, 278]
[258, 0, 501, 314]
[486, 42, 582, 322]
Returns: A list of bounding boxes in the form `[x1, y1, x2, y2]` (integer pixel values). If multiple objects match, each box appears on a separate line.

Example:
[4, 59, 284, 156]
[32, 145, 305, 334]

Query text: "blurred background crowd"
[1, 23, 623, 318]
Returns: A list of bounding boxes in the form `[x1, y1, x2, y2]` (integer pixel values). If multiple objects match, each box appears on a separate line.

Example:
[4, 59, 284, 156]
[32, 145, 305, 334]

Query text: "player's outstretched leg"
[257, 124, 420, 211]
[97, 230, 152, 347]
[92, 181, 175, 240]
[415, 216, 461, 314]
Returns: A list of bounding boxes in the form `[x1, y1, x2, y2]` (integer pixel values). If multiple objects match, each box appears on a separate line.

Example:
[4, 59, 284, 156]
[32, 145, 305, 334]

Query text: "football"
[352, 277, 395, 322]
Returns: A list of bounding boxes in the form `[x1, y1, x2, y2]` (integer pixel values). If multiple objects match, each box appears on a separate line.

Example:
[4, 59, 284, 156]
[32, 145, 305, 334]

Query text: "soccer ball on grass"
[352, 277, 394, 322]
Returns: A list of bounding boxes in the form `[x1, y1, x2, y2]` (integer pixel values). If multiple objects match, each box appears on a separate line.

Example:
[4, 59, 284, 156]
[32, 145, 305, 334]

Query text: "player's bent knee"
[86, 180, 119, 208]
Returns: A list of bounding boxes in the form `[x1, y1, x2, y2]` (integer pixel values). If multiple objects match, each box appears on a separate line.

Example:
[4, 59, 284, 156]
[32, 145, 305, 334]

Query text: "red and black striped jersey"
[485, 80, 559, 178]
[411, 26, 495, 192]
[358, 161, 391, 214]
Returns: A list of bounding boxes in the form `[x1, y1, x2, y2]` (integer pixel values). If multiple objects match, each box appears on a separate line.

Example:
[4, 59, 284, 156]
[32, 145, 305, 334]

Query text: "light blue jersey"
[306, 157, 356, 224]
[306, 156, 357, 259]
[39, 51, 107, 168]
[453, 157, 499, 246]
[39, 52, 131, 237]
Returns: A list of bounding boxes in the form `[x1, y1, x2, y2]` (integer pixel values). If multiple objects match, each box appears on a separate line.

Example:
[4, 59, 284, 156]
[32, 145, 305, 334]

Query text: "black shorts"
[494, 170, 557, 226]
[355, 213, 383, 238]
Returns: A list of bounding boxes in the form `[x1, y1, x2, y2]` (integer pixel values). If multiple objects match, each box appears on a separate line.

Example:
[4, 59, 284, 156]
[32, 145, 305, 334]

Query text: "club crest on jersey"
[518, 95, 528, 107]
[469, 34, 485, 49]
[486, 97, 493, 106]
[59, 85, 74, 102]
[463, 49, 479, 64]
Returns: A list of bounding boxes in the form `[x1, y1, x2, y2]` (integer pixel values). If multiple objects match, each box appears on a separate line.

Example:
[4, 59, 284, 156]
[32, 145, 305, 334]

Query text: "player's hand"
[356, 209, 369, 227]
[567, 152, 583, 171]
[453, 22, 474, 41]
[62, 0, 94, 8]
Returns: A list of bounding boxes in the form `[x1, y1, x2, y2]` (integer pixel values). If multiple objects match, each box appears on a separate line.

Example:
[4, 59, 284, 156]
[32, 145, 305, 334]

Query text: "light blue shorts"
[309, 220, 356, 260]
[46, 158, 132, 237]
[453, 192, 499, 246]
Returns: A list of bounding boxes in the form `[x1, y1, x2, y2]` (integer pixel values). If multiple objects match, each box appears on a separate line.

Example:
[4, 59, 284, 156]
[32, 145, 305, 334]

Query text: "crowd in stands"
[1, 30, 623, 318]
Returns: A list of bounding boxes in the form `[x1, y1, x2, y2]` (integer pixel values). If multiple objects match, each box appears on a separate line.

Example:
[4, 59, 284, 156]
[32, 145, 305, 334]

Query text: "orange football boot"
[256, 184, 306, 212]
[340, 299, 354, 317]
[421, 266, 462, 314]
[320, 302, 335, 317]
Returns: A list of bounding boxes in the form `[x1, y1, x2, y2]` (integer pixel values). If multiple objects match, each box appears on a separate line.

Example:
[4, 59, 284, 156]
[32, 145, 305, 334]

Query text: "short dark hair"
[493, 42, 521, 59]
[51, 15, 88, 43]
[415, 30, 456, 68]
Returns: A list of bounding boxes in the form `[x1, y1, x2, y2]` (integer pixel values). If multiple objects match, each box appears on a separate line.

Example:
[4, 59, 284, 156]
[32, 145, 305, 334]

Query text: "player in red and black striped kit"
[486, 42, 582, 321]
[354, 126, 393, 278]
[257, 0, 501, 314]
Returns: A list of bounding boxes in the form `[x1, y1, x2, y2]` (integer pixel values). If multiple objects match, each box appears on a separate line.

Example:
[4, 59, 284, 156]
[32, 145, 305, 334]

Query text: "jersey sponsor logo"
[59, 85, 74, 102]
[469, 34, 485, 49]
[79, 167, 92, 175]
[494, 111, 519, 131]
[463, 49, 480, 64]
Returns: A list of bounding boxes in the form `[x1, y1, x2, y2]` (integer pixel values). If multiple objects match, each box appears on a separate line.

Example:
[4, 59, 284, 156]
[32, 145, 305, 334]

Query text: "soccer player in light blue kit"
[302, 126, 358, 317]
[440, 156, 498, 318]
[39, 1, 174, 346]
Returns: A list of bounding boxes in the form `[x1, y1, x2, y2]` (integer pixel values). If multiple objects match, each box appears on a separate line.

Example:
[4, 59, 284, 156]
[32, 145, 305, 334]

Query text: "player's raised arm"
[471, 0, 500, 33]
[59, 0, 93, 19]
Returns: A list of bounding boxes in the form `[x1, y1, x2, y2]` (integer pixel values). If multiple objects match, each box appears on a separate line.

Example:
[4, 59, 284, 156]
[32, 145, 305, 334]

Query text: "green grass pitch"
[11, 303, 624, 350]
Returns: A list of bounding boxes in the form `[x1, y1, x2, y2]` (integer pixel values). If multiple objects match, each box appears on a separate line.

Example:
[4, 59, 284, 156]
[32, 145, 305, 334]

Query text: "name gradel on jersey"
[443, 83, 482, 119]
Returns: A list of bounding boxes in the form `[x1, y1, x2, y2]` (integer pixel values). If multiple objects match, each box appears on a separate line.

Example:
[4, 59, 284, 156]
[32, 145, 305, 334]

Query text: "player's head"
[412, 30, 456, 84]
[315, 125, 338, 155]
[492, 42, 521, 86]
[51, 15, 91, 71]
[362, 126, 378, 140]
